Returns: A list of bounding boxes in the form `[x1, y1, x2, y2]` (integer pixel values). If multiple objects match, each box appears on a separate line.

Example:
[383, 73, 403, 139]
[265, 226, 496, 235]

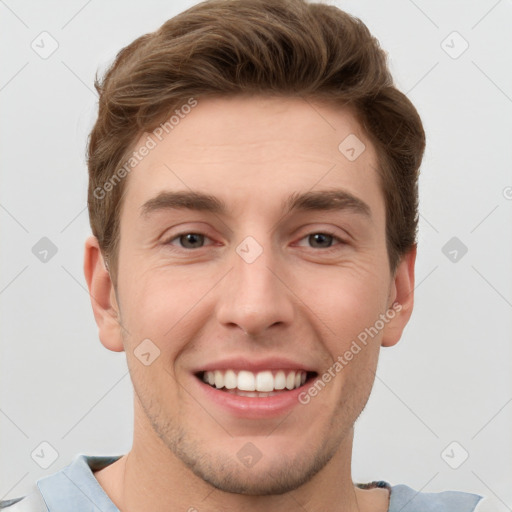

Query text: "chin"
[167, 427, 337, 496]
[186, 454, 331, 495]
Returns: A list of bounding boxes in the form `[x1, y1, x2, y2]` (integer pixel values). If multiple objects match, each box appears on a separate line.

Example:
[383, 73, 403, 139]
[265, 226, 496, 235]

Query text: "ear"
[83, 235, 124, 352]
[381, 245, 416, 348]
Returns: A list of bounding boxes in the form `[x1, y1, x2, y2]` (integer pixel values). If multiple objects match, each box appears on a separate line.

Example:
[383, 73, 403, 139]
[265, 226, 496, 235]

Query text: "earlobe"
[83, 235, 125, 352]
[381, 245, 416, 348]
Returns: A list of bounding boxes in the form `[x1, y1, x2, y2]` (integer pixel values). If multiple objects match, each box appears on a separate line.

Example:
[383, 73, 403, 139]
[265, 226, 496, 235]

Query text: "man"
[1, 0, 487, 510]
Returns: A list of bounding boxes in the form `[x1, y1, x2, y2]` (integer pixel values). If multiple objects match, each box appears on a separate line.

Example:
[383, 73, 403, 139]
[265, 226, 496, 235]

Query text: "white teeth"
[226, 389, 280, 397]
[274, 370, 286, 390]
[202, 369, 308, 393]
[256, 371, 274, 392]
[232, 390, 259, 397]
[224, 369, 237, 389]
[214, 370, 224, 389]
[237, 370, 256, 391]
[285, 372, 295, 390]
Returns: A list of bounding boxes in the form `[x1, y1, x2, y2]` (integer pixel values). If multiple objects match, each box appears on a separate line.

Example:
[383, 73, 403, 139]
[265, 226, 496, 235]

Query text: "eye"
[166, 232, 210, 249]
[296, 232, 345, 249]
[164, 231, 345, 251]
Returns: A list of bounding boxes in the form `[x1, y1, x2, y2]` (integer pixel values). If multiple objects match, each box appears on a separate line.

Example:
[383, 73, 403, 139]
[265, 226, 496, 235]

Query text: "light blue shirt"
[0, 454, 484, 511]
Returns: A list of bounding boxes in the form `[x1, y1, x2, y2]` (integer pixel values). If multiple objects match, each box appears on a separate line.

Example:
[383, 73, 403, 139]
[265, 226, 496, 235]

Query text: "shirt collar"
[37, 454, 122, 512]
[34, 453, 482, 512]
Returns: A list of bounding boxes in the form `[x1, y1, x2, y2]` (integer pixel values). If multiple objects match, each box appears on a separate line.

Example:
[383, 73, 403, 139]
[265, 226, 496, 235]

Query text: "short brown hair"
[87, 0, 425, 285]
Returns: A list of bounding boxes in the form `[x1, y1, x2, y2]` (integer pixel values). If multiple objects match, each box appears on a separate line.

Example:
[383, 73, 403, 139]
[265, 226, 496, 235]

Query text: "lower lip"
[193, 375, 312, 419]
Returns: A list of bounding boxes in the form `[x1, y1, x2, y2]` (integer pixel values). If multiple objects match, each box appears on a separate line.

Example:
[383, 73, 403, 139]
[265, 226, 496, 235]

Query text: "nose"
[215, 238, 295, 337]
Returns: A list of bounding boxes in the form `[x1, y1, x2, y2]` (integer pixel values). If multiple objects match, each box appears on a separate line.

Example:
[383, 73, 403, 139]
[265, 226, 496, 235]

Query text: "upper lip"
[193, 357, 318, 374]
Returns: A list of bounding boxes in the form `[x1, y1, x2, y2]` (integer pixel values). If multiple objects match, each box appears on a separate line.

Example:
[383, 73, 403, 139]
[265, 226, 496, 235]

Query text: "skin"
[84, 95, 415, 512]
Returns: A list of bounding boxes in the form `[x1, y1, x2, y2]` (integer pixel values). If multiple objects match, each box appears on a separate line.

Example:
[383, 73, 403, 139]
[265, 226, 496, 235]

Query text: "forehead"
[120, 95, 384, 221]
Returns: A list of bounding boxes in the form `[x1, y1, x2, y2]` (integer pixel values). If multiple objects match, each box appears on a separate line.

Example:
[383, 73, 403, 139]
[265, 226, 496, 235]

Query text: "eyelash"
[163, 231, 347, 252]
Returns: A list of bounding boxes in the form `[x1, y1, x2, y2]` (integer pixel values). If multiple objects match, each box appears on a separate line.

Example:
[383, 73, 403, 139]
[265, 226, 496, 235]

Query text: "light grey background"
[1, 0, 511, 508]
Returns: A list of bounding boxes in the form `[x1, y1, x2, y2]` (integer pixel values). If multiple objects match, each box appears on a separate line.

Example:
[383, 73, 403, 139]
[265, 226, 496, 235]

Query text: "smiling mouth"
[196, 369, 318, 397]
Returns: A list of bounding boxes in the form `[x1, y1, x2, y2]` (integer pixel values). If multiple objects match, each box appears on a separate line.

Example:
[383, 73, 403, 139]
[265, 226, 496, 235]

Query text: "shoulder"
[388, 483, 485, 512]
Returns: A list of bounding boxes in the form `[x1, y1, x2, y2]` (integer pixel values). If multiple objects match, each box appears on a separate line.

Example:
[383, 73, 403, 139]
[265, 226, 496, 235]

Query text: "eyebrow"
[140, 189, 371, 219]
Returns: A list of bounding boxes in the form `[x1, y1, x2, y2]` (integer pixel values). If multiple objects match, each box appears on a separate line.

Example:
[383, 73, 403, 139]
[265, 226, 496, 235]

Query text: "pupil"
[310, 233, 332, 248]
[181, 233, 203, 248]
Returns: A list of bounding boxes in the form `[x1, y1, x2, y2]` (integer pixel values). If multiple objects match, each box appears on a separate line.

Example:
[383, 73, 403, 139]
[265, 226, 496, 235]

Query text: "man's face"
[106, 96, 405, 493]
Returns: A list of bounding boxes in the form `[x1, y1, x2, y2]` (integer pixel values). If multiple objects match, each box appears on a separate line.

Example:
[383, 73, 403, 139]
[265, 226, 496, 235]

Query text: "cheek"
[120, 263, 193, 325]
[296, 263, 389, 339]
[118, 266, 217, 368]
